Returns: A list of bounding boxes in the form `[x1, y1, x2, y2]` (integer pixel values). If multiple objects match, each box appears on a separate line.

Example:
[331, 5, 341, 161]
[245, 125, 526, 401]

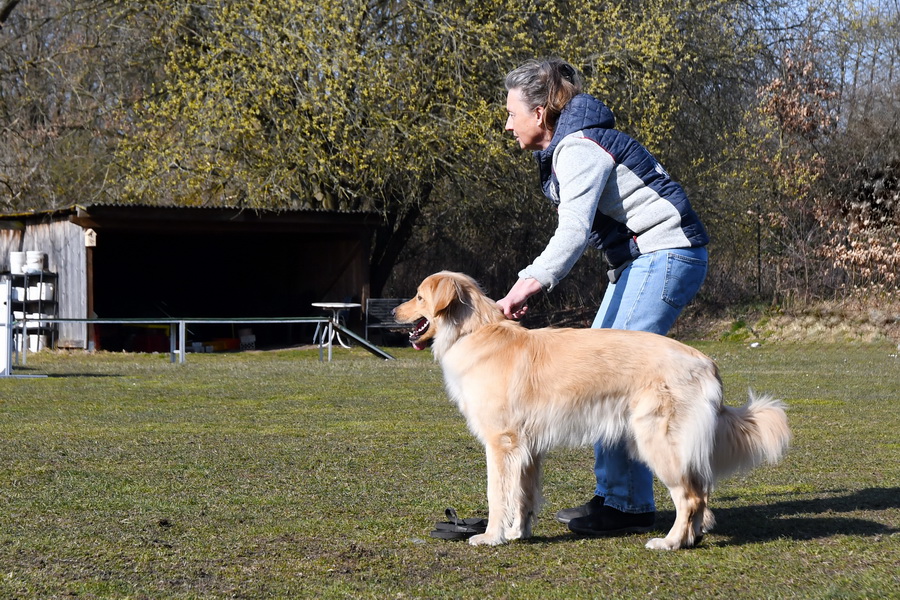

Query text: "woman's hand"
[497, 298, 529, 319]
[497, 277, 543, 320]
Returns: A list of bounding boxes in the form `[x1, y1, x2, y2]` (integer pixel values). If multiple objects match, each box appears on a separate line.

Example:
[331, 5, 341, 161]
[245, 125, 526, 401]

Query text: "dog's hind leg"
[646, 478, 707, 550]
[702, 506, 716, 534]
[691, 496, 714, 545]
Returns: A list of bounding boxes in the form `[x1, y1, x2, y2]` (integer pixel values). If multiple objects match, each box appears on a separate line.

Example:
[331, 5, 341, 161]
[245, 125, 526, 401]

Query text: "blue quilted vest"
[533, 94, 708, 269]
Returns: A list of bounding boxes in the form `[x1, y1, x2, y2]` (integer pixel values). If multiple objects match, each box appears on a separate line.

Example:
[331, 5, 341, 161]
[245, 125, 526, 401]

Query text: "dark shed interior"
[73, 205, 379, 351]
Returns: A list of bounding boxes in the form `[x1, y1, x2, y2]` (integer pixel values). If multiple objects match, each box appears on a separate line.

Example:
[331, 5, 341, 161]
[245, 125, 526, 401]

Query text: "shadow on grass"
[528, 487, 899, 547]
[9, 370, 120, 378]
[44, 373, 120, 378]
[703, 486, 900, 546]
[8, 361, 122, 378]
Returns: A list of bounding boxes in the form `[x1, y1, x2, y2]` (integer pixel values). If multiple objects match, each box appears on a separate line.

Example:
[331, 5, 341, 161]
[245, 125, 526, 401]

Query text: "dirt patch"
[675, 301, 900, 343]
[529, 299, 900, 344]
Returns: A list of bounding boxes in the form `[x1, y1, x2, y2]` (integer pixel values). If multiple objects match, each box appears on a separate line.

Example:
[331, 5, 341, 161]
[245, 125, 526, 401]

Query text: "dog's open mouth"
[409, 317, 430, 350]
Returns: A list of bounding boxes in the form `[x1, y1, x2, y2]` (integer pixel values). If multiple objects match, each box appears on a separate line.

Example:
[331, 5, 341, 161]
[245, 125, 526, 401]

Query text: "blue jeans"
[590, 247, 708, 513]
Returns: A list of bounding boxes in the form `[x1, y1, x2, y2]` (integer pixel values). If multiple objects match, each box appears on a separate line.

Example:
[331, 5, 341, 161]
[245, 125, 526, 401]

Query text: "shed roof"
[0, 203, 383, 233]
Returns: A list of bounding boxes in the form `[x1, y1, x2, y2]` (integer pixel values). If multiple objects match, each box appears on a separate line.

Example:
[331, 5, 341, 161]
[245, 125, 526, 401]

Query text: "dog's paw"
[645, 537, 680, 551]
[468, 533, 505, 546]
[502, 522, 532, 541]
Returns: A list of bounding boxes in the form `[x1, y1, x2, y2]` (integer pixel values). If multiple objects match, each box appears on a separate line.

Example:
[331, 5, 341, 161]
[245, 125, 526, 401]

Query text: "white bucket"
[9, 252, 25, 274]
[24, 283, 54, 301]
[16, 334, 47, 353]
[26, 313, 45, 326]
[30, 334, 47, 352]
[23, 251, 45, 274]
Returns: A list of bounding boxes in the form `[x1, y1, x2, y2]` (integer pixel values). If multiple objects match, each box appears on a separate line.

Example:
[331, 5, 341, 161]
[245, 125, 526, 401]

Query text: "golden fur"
[395, 271, 791, 550]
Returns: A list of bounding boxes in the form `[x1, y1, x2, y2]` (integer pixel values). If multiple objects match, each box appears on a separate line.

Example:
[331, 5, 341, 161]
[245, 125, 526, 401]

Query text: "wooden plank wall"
[0, 236, 21, 266]
[1, 217, 88, 348]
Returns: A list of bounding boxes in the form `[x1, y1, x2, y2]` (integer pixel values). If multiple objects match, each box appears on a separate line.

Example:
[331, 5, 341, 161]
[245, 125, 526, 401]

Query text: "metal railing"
[12, 316, 394, 365]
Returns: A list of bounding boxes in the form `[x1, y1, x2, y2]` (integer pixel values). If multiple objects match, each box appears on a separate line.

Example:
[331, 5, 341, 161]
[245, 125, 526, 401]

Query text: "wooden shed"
[0, 204, 382, 350]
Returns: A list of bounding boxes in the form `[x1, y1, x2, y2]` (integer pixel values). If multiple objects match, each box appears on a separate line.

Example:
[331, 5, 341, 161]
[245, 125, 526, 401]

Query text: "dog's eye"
[417, 294, 423, 301]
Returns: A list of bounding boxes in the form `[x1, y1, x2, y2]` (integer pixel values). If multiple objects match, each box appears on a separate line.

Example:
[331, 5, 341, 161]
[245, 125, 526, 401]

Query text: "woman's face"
[505, 88, 552, 151]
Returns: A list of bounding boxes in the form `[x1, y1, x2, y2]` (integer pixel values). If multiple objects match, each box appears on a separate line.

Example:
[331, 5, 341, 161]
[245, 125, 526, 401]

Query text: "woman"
[497, 58, 709, 536]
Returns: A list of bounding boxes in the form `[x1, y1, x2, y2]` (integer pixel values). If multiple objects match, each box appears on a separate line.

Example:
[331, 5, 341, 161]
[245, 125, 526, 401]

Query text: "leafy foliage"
[0, 0, 158, 210]
[119, 2, 515, 210]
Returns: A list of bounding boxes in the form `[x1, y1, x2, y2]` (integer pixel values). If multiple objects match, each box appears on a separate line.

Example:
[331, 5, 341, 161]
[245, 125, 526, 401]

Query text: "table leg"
[327, 318, 334, 361]
[333, 328, 352, 349]
[326, 308, 351, 349]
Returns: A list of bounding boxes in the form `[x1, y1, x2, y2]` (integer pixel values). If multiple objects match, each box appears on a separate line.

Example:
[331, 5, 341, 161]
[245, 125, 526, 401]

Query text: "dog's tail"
[711, 391, 791, 481]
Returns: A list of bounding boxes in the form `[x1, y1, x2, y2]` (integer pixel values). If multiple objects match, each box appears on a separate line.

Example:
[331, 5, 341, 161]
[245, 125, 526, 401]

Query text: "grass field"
[1, 341, 898, 599]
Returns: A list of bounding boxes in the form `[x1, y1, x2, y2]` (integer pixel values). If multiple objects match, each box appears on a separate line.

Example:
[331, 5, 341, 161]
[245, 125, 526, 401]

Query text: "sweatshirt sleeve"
[519, 134, 615, 290]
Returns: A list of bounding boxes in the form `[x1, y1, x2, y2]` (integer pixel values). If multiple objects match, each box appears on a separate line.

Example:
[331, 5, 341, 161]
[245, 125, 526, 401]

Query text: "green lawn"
[1, 342, 898, 599]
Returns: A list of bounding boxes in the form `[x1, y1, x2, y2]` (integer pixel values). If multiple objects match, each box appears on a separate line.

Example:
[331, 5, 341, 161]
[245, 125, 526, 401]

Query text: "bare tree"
[0, 0, 162, 211]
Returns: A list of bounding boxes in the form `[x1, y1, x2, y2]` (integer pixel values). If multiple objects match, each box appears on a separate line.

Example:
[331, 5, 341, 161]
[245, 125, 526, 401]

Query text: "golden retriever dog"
[395, 271, 791, 550]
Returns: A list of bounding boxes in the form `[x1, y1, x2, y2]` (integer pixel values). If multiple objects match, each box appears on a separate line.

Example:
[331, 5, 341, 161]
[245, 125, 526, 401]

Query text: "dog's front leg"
[469, 441, 510, 546]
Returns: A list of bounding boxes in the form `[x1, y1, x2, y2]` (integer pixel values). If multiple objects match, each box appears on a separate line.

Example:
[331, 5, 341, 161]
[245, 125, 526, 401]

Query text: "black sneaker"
[555, 495, 605, 524]
[567, 505, 655, 536]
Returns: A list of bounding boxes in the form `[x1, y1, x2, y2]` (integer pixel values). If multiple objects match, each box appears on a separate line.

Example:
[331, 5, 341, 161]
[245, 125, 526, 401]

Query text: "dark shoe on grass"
[567, 505, 655, 536]
[555, 495, 605, 524]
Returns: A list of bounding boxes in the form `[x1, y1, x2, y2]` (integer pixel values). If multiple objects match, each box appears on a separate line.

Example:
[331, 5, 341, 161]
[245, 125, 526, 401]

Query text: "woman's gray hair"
[505, 58, 583, 131]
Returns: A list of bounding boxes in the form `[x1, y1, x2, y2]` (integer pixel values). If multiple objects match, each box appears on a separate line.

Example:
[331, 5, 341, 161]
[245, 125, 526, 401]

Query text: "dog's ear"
[428, 276, 462, 315]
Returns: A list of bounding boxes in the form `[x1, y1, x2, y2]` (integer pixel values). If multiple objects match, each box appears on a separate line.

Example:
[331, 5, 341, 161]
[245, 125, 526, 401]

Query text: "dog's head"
[394, 271, 502, 352]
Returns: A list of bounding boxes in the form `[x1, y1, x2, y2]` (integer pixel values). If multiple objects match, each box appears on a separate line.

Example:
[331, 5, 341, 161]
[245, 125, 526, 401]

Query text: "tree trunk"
[369, 182, 432, 297]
